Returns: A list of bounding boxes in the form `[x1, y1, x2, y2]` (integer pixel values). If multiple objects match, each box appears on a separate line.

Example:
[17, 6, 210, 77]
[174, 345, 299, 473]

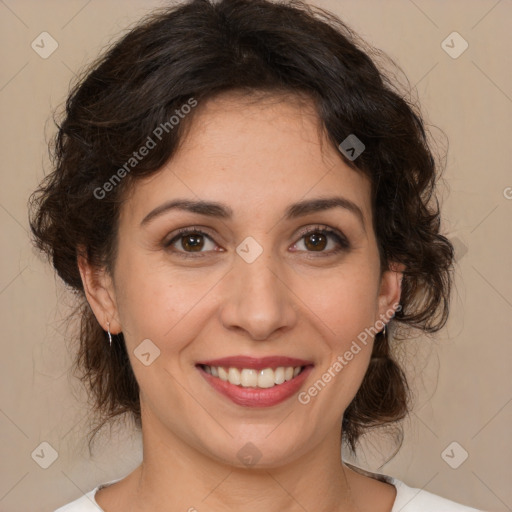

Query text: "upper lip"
[196, 356, 314, 371]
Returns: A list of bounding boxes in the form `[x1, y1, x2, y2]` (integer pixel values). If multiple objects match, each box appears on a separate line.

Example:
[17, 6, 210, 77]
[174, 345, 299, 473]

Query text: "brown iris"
[304, 232, 327, 251]
[181, 233, 204, 251]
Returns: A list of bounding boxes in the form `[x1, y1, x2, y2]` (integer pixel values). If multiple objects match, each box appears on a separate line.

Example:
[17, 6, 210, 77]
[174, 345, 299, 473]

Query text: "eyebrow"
[140, 196, 366, 231]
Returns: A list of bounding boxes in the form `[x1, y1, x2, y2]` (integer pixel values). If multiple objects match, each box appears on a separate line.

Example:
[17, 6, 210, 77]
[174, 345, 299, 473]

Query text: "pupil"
[183, 234, 204, 251]
[305, 232, 326, 251]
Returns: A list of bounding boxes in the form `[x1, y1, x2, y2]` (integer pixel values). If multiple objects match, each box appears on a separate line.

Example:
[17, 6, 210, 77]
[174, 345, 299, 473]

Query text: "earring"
[381, 324, 387, 337]
[107, 321, 112, 347]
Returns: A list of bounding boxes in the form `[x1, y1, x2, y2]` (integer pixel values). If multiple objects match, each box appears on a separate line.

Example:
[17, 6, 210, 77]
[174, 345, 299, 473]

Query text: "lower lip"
[197, 365, 314, 407]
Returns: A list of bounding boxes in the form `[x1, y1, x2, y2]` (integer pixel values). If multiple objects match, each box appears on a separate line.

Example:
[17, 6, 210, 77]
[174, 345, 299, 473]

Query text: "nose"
[219, 253, 298, 341]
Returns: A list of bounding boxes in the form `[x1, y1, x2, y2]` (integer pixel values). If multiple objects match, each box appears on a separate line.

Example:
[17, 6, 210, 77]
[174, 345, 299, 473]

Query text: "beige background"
[0, 0, 511, 511]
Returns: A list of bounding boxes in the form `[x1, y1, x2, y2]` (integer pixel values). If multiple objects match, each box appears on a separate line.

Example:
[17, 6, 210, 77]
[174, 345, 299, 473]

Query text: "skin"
[79, 91, 404, 512]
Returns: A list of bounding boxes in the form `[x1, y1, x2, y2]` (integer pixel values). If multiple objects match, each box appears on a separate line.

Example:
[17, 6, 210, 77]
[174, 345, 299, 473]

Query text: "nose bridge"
[240, 252, 280, 301]
[220, 245, 297, 340]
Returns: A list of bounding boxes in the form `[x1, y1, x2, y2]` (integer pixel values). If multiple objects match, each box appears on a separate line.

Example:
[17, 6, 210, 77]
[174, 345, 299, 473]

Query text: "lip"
[196, 355, 313, 371]
[197, 362, 314, 407]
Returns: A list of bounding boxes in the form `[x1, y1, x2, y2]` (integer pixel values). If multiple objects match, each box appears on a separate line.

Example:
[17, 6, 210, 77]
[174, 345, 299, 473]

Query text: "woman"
[29, 0, 483, 510]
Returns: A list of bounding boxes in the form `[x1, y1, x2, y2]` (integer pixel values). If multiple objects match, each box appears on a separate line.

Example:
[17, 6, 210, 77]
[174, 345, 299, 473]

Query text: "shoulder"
[391, 477, 484, 512]
[53, 476, 126, 512]
[53, 488, 102, 512]
[344, 463, 483, 512]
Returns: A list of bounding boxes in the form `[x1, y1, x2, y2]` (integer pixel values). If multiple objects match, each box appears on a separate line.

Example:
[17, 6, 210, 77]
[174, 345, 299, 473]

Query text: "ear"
[376, 261, 404, 326]
[77, 249, 122, 334]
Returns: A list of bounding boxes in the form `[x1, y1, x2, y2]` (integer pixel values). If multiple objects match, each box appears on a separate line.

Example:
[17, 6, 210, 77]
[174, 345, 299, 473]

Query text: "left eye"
[291, 228, 349, 253]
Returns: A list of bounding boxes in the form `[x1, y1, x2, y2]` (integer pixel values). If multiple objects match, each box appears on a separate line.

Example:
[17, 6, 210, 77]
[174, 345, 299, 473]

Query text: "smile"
[195, 356, 314, 407]
[200, 364, 304, 388]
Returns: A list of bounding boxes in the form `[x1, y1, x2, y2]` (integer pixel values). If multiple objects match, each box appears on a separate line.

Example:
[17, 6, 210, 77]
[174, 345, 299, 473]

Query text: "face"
[82, 92, 402, 468]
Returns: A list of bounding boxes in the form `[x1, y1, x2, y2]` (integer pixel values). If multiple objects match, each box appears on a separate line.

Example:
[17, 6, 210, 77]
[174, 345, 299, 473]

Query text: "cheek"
[294, 268, 378, 405]
[112, 256, 214, 410]
[295, 263, 379, 341]
[113, 249, 218, 350]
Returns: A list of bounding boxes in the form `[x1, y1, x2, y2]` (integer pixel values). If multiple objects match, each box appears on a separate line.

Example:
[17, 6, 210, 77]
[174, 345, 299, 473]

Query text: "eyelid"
[293, 224, 350, 250]
[163, 226, 221, 252]
[164, 226, 211, 242]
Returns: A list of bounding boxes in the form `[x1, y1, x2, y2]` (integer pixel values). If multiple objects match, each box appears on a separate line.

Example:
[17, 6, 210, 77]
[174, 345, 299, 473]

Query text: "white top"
[54, 473, 483, 512]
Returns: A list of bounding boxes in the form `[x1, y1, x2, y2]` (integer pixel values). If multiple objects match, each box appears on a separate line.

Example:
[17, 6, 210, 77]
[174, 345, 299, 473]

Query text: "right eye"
[164, 227, 221, 256]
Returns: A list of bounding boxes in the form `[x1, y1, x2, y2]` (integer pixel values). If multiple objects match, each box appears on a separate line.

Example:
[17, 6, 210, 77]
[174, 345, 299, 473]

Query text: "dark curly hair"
[28, 0, 454, 455]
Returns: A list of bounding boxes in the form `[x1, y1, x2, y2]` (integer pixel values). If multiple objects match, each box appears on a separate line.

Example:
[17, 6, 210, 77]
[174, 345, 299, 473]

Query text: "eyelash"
[163, 225, 350, 258]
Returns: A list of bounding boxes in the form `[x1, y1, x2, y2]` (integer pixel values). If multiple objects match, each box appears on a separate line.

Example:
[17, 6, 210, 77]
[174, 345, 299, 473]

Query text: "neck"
[128, 413, 360, 512]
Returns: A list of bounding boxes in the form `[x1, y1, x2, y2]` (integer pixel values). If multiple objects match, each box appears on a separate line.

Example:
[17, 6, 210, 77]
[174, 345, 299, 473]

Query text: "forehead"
[121, 92, 373, 227]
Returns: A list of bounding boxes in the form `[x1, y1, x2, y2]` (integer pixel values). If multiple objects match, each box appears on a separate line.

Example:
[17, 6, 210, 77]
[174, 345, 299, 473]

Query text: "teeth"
[228, 367, 241, 385]
[203, 365, 304, 388]
[258, 368, 275, 388]
[274, 367, 285, 385]
[240, 368, 258, 387]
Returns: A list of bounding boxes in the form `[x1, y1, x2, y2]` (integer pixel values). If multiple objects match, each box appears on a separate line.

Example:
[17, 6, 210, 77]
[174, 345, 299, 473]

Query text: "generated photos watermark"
[298, 302, 401, 405]
[93, 97, 198, 200]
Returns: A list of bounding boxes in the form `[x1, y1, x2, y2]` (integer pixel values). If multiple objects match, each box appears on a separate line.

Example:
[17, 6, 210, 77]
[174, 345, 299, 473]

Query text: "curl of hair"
[29, 0, 454, 454]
